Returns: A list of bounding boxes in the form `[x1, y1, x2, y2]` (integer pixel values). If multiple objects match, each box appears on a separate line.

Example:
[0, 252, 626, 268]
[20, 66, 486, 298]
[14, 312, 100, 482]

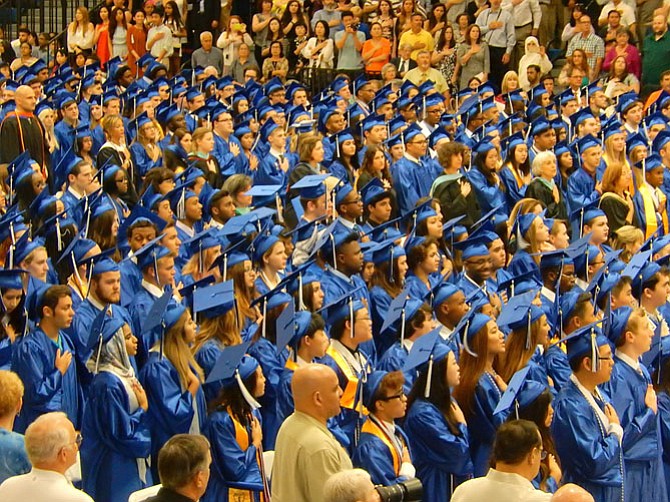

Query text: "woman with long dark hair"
[109, 7, 128, 59]
[452, 312, 507, 476]
[202, 354, 267, 502]
[405, 344, 472, 501]
[164, 1, 186, 77]
[465, 140, 508, 221]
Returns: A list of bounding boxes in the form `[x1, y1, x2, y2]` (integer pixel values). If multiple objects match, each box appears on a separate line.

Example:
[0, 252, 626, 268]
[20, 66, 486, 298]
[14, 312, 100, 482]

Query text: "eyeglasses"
[63, 433, 83, 451]
[535, 447, 547, 460]
[342, 197, 362, 205]
[408, 139, 428, 144]
[380, 391, 405, 401]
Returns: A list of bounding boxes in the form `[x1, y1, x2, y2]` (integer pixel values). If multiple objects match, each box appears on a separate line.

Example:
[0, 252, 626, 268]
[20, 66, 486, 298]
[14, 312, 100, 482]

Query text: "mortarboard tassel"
[56, 218, 63, 252]
[298, 272, 305, 311]
[223, 253, 229, 282]
[400, 308, 406, 345]
[262, 300, 268, 338]
[349, 296, 355, 338]
[236, 369, 262, 410]
[590, 328, 598, 373]
[525, 309, 532, 351]
[462, 320, 477, 357]
[389, 246, 394, 283]
[424, 354, 434, 398]
[514, 399, 520, 421]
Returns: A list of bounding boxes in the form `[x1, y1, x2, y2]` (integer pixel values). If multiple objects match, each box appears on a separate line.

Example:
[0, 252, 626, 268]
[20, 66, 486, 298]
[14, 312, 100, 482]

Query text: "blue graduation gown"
[129, 142, 162, 178]
[404, 399, 473, 501]
[202, 408, 264, 502]
[404, 274, 439, 305]
[499, 165, 528, 209]
[658, 391, 670, 501]
[567, 167, 600, 211]
[352, 416, 413, 486]
[139, 353, 207, 480]
[390, 156, 428, 215]
[194, 338, 225, 403]
[377, 341, 416, 395]
[551, 379, 624, 502]
[0, 336, 12, 370]
[508, 249, 542, 286]
[12, 328, 82, 432]
[213, 133, 242, 177]
[60, 189, 85, 226]
[247, 337, 288, 450]
[81, 371, 152, 502]
[119, 259, 142, 308]
[54, 119, 76, 150]
[603, 357, 667, 502]
[254, 152, 288, 188]
[464, 167, 508, 221]
[544, 343, 572, 393]
[468, 373, 507, 476]
[276, 360, 298, 426]
[370, 285, 395, 355]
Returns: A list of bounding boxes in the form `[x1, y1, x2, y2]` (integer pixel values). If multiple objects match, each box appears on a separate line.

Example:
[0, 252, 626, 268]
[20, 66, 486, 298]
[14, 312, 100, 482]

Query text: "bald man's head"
[552, 484, 595, 502]
[292, 364, 342, 422]
[15, 84, 37, 113]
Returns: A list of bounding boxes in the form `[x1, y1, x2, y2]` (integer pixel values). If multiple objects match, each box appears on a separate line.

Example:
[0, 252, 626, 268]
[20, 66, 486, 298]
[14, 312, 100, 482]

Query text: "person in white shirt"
[146, 6, 173, 67]
[598, 0, 636, 30]
[451, 420, 552, 502]
[0, 412, 93, 502]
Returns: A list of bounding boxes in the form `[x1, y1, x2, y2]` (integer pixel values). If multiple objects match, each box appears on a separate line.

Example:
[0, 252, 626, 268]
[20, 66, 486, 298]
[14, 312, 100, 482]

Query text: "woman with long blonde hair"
[139, 305, 206, 481]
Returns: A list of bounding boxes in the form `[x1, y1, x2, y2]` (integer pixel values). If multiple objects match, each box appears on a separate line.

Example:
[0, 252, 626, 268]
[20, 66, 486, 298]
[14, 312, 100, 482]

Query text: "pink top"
[602, 44, 641, 79]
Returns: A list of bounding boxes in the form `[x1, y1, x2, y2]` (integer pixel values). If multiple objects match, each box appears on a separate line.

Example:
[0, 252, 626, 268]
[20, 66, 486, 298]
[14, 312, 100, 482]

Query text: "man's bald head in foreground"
[292, 364, 343, 424]
[551, 484, 595, 502]
[15, 85, 37, 113]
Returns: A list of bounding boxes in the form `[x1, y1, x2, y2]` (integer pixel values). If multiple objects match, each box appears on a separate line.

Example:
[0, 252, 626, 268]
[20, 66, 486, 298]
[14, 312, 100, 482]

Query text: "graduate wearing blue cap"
[451, 310, 507, 476]
[402, 329, 473, 501]
[12, 284, 82, 433]
[390, 124, 433, 214]
[80, 307, 153, 502]
[138, 301, 206, 482]
[254, 119, 290, 189]
[566, 134, 602, 210]
[351, 370, 417, 487]
[601, 306, 669, 502]
[633, 154, 670, 240]
[211, 105, 243, 179]
[201, 343, 269, 502]
[465, 139, 509, 221]
[550, 322, 624, 502]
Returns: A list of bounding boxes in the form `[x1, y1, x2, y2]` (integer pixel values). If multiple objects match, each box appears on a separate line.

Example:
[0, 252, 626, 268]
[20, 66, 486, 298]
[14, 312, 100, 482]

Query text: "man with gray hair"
[324, 469, 381, 502]
[0, 412, 92, 501]
[191, 31, 224, 76]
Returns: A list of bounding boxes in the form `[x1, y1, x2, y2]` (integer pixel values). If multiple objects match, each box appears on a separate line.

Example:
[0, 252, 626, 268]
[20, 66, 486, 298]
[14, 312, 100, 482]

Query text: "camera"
[351, 22, 361, 31]
[375, 478, 423, 502]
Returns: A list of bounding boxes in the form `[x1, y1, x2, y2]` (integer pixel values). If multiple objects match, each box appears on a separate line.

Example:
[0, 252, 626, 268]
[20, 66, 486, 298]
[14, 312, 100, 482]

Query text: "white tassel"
[223, 254, 228, 282]
[56, 218, 62, 252]
[590, 329, 598, 373]
[349, 297, 354, 338]
[235, 369, 261, 410]
[424, 355, 434, 398]
[298, 272, 305, 310]
[400, 309, 406, 344]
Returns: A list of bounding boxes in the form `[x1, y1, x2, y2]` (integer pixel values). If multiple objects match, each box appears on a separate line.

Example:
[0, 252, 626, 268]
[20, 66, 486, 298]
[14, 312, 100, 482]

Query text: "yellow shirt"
[399, 29, 435, 60]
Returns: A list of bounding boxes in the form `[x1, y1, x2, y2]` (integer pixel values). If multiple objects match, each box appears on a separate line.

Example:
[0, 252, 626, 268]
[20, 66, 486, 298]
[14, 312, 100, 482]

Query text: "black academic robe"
[0, 112, 53, 192]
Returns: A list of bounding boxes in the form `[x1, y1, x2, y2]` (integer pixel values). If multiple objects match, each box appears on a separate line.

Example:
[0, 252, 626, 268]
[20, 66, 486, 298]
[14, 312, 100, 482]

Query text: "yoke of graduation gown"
[404, 399, 473, 501]
[468, 373, 507, 477]
[550, 380, 624, 502]
[81, 371, 152, 502]
[11, 329, 82, 432]
[602, 356, 667, 502]
[201, 408, 264, 502]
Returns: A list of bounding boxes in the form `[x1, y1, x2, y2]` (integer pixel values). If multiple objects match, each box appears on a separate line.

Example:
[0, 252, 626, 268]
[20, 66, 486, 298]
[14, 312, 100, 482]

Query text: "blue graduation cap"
[292, 174, 329, 200]
[455, 309, 493, 357]
[318, 288, 366, 337]
[205, 342, 261, 408]
[380, 289, 423, 343]
[493, 365, 547, 419]
[193, 279, 236, 320]
[84, 305, 126, 371]
[0, 269, 27, 294]
[606, 305, 635, 345]
[497, 291, 544, 348]
[561, 321, 608, 371]
[402, 327, 452, 397]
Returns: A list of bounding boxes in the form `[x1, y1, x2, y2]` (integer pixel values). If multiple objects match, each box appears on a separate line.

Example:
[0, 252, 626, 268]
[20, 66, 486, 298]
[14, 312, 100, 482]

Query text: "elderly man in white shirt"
[0, 412, 93, 502]
[451, 420, 552, 502]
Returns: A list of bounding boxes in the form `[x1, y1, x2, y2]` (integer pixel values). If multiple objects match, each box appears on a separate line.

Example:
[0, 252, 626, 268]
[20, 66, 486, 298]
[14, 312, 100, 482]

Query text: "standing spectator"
[252, 0, 274, 63]
[454, 24, 490, 90]
[391, 43, 417, 78]
[599, 10, 625, 49]
[605, 55, 640, 95]
[476, 0, 515, 89]
[311, 0, 342, 33]
[10, 26, 29, 55]
[376, 0, 397, 56]
[109, 7, 128, 59]
[642, 14, 670, 94]
[538, 0, 561, 48]
[561, 3, 588, 47]
[67, 6, 95, 56]
[334, 11, 365, 70]
[404, 50, 449, 94]
[34, 32, 49, 62]
[216, 16, 254, 76]
[502, 0, 541, 70]
[94, 6, 112, 64]
[399, 13, 435, 61]
[191, 32, 224, 77]
[230, 43, 258, 82]
[0, 413, 93, 502]
[362, 22, 391, 74]
[566, 14, 605, 81]
[261, 18, 288, 62]
[598, 0, 636, 32]
[262, 41, 289, 82]
[280, 0, 310, 42]
[127, 10, 147, 77]
[557, 48, 590, 87]
[603, 27, 641, 79]
[518, 37, 553, 91]
[272, 364, 353, 502]
[186, 0, 219, 51]
[432, 25, 459, 97]
[164, 1, 186, 77]
[303, 21, 335, 69]
[0, 370, 30, 484]
[146, 5, 173, 67]
[425, 3, 448, 45]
